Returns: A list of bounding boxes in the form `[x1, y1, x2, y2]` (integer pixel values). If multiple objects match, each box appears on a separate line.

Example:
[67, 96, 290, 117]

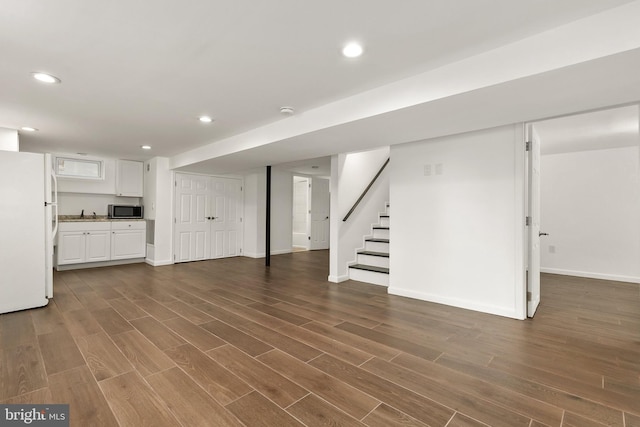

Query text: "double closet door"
[174, 173, 242, 263]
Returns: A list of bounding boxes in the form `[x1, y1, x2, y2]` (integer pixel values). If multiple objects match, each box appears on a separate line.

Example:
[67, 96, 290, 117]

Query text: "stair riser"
[356, 254, 389, 268]
[365, 241, 389, 252]
[349, 268, 389, 286]
[379, 217, 390, 227]
[372, 228, 389, 239]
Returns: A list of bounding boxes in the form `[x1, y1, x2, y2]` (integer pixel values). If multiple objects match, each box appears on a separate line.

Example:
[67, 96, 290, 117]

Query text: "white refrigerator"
[0, 151, 57, 314]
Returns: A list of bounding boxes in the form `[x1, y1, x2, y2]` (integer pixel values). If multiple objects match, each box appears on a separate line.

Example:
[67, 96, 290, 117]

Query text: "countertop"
[58, 215, 145, 222]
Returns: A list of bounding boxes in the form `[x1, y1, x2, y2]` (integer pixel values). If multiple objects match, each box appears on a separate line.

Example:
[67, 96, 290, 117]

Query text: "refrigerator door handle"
[52, 202, 59, 238]
[51, 170, 59, 238]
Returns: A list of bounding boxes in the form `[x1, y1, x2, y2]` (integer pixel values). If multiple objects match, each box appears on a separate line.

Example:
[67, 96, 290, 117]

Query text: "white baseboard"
[388, 287, 522, 320]
[272, 249, 292, 256]
[145, 259, 174, 267]
[242, 249, 292, 259]
[56, 258, 145, 271]
[243, 252, 263, 259]
[328, 274, 349, 283]
[541, 268, 640, 284]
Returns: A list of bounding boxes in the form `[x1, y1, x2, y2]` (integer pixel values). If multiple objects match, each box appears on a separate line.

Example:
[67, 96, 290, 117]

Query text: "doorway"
[291, 175, 330, 252]
[526, 104, 640, 317]
[292, 176, 310, 251]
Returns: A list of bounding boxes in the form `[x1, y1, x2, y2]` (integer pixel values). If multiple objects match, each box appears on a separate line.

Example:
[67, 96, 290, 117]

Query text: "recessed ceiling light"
[280, 107, 294, 115]
[21, 127, 38, 132]
[198, 116, 213, 123]
[140, 145, 152, 150]
[31, 72, 61, 84]
[342, 42, 363, 58]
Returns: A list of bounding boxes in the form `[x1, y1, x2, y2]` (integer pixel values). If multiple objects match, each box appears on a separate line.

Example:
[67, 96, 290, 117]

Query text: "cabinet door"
[57, 231, 86, 265]
[111, 230, 146, 260]
[85, 230, 111, 262]
[116, 160, 144, 197]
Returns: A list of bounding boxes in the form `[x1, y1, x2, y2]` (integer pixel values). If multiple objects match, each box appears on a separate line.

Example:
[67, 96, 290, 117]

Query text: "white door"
[527, 124, 541, 317]
[309, 177, 330, 250]
[174, 173, 210, 262]
[210, 177, 243, 258]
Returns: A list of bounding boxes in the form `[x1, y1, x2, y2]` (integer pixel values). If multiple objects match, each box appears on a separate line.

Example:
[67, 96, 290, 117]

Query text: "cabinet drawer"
[59, 221, 111, 232]
[111, 221, 146, 230]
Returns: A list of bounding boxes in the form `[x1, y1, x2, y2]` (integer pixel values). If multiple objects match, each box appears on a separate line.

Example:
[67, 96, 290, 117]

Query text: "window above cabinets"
[55, 156, 104, 180]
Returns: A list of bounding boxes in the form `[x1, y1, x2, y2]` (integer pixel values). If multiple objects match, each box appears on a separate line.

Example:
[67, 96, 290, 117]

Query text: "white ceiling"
[2, 0, 637, 170]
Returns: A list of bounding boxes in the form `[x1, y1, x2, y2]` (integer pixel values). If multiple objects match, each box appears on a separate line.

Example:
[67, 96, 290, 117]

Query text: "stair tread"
[366, 238, 389, 243]
[380, 214, 389, 217]
[373, 226, 389, 230]
[358, 250, 389, 257]
[349, 264, 390, 274]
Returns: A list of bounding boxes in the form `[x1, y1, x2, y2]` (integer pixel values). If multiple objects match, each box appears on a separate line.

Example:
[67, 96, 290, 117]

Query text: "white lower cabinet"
[111, 221, 146, 260]
[57, 221, 145, 268]
[57, 222, 111, 265]
[86, 230, 111, 262]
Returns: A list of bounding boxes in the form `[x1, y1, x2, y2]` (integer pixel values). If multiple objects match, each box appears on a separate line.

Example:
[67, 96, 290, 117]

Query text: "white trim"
[514, 123, 527, 320]
[145, 259, 173, 267]
[271, 249, 292, 256]
[541, 268, 640, 284]
[243, 252, 263, 259]
[242, 249, 292, 259]
[328, 274, 349, 283]
[388, 286, 521, 320]
[56, 258, 145, 271]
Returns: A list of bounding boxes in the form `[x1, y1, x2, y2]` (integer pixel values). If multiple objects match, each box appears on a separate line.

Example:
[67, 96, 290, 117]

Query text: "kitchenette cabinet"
[116, 160, 143, 197]
[56, 220, 146, 269]
[57, 222, 111, 265]
[111, 221, 146, 260]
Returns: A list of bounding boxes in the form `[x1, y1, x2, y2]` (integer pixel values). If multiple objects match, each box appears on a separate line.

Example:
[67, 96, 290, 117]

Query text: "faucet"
[92, 212, 97, 219]
[80, 209, 84, 218]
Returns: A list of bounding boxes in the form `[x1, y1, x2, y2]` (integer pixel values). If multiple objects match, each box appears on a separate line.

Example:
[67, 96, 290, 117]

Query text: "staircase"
[348, 204, 390, 286]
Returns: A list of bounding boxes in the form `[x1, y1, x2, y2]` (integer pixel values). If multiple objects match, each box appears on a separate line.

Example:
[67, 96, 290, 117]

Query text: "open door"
[292, 176, 310, 250]
[527, 124, 541, 317]
[309, 177, 330, 250]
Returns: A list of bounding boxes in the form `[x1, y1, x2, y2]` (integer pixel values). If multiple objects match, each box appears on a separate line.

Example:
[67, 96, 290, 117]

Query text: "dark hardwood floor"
[1, 250, 639, 426]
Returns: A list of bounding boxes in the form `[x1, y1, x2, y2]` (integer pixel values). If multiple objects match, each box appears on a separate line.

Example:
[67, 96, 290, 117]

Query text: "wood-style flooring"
[1, 250, 639, 426]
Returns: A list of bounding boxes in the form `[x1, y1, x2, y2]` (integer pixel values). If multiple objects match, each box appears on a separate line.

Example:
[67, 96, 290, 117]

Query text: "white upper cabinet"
[116, 160, 143, 197]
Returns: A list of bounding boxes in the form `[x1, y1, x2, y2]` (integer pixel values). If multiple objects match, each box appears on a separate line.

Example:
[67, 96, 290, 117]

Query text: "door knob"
[539, 232, 549, 237]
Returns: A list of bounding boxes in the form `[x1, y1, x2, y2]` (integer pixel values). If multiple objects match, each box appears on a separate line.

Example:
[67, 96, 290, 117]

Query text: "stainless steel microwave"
[108, 204, 143, 219]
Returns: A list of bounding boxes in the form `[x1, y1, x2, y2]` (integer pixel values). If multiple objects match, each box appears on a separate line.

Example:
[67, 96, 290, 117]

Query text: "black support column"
[265, 165, 271, 267]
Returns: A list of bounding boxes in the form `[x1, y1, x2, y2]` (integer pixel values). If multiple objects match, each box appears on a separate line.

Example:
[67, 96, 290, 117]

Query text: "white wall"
[0, 128, 19, 151]
[389, 125, 526, 319]
[243, 171, 265, 258]
[242, 168, 292, 258]
[57, 194, 140, 216]
[271, 168, 293, 254]
[143, 157, 173, 266]
[541, 146, 640, 282]
[329, 147, 390, 282]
